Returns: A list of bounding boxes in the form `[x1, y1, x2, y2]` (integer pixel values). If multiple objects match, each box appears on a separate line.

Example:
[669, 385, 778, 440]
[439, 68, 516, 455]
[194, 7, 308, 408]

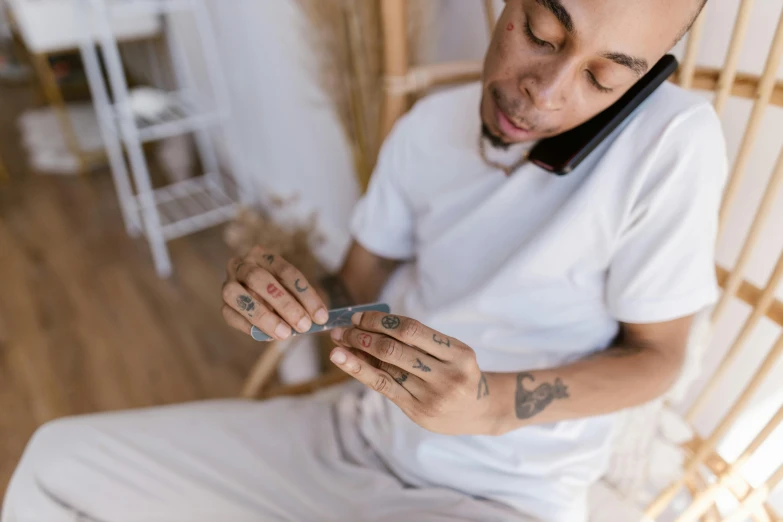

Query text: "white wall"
[151, 1, 361, 271]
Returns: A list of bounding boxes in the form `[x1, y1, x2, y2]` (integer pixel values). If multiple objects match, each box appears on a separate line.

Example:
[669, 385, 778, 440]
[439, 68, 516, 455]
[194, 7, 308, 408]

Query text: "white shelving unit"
[76, 0, 253, 277]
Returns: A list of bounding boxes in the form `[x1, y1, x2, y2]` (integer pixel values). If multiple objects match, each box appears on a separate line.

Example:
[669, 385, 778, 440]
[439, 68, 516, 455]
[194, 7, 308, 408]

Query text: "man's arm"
[319, 241, 400, 308]
[328, 311, 693, 436]
[483, 316, 692, 434]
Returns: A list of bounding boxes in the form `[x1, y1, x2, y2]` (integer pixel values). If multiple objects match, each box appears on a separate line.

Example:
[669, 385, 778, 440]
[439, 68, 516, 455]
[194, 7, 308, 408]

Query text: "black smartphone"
[528, 54, 679, 175]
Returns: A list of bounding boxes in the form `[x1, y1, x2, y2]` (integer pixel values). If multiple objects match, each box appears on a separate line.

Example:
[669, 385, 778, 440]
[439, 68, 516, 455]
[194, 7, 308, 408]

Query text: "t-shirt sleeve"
[349, 112, 416, 260]
[606, 104, 728, 324]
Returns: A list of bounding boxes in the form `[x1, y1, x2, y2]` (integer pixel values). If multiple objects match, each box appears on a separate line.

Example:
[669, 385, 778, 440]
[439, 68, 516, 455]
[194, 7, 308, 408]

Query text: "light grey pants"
[3, 386, 537, 522]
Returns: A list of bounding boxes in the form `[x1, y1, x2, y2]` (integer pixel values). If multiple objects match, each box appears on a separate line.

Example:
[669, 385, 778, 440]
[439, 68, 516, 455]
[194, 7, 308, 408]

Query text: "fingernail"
[331, 327, 345, 342]
[314, 308, 329, 324]
[352, 312, 363, 325]
[330, 349, 347, 364]
[296, 316, 312, 333]
[275, 323, 292, 339]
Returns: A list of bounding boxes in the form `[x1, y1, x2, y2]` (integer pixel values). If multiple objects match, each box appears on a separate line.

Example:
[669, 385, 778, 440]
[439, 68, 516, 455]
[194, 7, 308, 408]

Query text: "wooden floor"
[0, 82, 262, 495]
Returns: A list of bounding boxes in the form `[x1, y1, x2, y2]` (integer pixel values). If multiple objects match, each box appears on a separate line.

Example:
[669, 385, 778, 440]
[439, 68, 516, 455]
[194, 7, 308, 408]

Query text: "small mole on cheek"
[506, 22, 515, 31]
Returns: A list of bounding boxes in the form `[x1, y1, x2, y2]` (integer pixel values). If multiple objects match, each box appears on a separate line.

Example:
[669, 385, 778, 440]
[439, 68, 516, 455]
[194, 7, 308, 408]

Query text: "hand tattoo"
[294, 278, 308, 293]
[381, 315, 400, 330]
[413, 358, 431, 372]
[263, 254, 275, 265]
[395, 372, 409, 385]
[515, 373, 569, 419]
[237, 295, 255, 315]
[432, 334, 450, 347]
[477, 373, 489, 399]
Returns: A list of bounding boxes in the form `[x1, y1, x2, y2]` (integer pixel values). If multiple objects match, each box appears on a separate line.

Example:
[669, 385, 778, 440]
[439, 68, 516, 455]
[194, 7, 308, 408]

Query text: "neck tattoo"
[478, 134, 530, 177]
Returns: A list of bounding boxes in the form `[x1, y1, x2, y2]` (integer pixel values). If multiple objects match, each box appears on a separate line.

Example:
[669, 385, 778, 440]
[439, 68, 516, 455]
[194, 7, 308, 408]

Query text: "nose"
[519, 58, 573, 111]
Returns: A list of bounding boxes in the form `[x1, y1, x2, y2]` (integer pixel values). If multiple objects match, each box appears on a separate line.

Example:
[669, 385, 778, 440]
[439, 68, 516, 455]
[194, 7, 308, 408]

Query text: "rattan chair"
[242, 1, 783, 519]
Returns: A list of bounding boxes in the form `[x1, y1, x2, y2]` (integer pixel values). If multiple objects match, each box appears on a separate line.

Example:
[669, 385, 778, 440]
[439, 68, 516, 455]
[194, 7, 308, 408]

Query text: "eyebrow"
[602, 52, 649, 77]
[534, 0, 649, 77]
[535, 0, 574, 33]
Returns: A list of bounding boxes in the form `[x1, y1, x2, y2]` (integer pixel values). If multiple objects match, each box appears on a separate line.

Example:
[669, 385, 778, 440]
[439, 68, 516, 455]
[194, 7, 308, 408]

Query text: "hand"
[329, 312, 498, 436]
[221, 246, 329, 340]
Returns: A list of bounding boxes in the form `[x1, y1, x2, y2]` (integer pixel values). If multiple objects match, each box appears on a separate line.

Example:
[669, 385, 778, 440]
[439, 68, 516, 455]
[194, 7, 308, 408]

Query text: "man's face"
[481, 0, 700, 144]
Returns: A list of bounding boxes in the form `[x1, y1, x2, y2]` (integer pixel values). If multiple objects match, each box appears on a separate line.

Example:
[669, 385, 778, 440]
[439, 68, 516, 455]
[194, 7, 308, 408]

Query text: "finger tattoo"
[294, 278, 308, 293]
[358, 333, 372, 348]
[237, 294, 256, 315]
[381, 315, 400, 330]
[477, 373, 489, 399]
[413, 358, 431, 372]
[263, 254, 275, 265]
[395, 372, 409, 385]
[432, 334, 450, 347]
[266, 283, 284, 298]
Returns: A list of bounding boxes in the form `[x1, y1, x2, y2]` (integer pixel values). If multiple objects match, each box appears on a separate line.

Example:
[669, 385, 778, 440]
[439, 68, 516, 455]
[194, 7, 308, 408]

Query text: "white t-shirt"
[349, 82, 727, 521]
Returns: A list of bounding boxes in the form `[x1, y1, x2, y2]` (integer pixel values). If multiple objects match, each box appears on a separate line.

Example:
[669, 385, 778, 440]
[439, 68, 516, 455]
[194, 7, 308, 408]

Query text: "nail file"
[250, 302, 391, 342]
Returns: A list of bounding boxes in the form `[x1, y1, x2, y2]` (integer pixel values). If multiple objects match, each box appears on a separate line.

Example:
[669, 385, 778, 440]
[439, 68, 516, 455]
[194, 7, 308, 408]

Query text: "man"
[4, 0, 725, 520]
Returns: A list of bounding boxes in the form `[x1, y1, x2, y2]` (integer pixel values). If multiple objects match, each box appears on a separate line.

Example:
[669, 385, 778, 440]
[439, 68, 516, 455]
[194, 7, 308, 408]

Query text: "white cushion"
[589, 481, 651, 522]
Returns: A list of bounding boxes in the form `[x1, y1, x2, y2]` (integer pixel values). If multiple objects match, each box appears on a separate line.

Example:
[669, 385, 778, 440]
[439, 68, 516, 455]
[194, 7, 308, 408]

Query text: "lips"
[495, 106, 535, 141]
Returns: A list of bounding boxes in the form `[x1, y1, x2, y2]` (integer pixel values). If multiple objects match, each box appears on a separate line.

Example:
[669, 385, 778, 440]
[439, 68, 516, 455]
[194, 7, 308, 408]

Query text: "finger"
[330, 328, 353, 349]
[221, 304, 252, 335]
[349, 348, 381, 369]
[351, 312, 456, 361]
[236, 263, 313, 333]
[245, 246, 329, 325]
[348, 348, 424, 394]
[329, 346, 413, 402]
[222, 281, 292, 340]
[334, 327, 440, 380]
[225, 256, 242, 282]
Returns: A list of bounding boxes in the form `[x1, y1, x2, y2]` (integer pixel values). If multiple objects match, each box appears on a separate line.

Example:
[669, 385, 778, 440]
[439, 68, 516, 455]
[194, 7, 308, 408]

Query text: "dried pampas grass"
[294, 0, 432, 190]
[224, 207, 327, 284]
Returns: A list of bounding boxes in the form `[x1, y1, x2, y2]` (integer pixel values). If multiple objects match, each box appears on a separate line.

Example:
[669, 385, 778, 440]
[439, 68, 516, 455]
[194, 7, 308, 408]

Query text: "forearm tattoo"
[477, 373, 489, 399]
[514, 373, 569, 419]
[318, 274, 354, 309]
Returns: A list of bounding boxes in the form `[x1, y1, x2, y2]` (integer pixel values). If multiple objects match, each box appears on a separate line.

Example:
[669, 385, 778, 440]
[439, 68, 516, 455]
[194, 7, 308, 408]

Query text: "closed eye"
[586, 70, 613, 93]
[524, 21, 555, 51]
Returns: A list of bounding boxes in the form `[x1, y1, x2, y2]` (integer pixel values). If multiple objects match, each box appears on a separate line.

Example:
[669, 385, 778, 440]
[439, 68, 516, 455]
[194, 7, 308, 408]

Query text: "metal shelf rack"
[76, 0, 253, 277]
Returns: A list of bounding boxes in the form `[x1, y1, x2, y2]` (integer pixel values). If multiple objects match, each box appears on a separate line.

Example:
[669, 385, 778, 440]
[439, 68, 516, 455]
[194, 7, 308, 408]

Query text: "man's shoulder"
[609, 81, 728, 203]
[630, 81, 721, 140]
[603, 81, 725, 173]
[396, 82, 482, 146]
[411, 82, 483, 115]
